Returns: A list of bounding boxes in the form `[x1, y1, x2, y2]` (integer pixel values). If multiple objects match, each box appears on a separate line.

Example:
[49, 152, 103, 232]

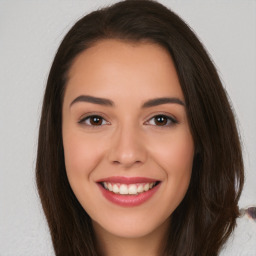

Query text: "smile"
[96, 176, 161, 207]
[101, 181, 158, 195]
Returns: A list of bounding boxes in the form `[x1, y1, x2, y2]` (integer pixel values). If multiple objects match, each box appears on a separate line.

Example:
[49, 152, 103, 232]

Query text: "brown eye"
[154, 115, 168, 126]
[80, 115, 107, 126]
[89, 116, 103, 125]
[147, 115, 177, 127]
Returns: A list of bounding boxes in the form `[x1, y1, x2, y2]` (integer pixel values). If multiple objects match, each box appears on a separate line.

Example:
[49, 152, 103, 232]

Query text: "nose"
[107, 124, 147, 168]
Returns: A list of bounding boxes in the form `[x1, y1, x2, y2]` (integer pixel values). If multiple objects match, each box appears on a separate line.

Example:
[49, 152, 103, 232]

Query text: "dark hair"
[36, 0, 244, 255]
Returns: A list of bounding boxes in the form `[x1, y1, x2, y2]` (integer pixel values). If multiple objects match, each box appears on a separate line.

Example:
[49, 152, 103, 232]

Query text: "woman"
[36, 0, 244, 255]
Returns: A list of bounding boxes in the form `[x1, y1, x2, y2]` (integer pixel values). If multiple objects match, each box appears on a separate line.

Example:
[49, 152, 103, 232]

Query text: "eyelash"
[146, 114, 178, 127]
[78, 114, 178, 128]
[78, 115, 109, 127]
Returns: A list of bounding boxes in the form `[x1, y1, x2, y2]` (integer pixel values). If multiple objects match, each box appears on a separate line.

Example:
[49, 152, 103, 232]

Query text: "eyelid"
[144, 113, 178, 127]
[78, 112, 110, 126]
[77, 112, 178, 127]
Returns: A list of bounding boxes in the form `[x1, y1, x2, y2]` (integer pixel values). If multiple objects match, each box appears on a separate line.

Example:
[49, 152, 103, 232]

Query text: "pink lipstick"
[96, 176, 161, 207]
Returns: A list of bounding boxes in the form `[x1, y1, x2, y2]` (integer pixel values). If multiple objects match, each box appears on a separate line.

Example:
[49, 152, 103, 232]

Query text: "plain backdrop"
[0, 1, 255, 255]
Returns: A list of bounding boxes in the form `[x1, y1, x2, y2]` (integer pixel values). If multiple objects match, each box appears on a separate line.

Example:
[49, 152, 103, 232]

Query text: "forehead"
[64, 39, 184, 103]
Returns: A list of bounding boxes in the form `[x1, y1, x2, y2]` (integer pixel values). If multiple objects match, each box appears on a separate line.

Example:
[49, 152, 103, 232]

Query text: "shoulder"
[219, 210, 256, 256]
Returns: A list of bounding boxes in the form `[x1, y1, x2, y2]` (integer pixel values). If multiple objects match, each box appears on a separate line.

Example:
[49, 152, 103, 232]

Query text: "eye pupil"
[90, 116, 102, 125]
[155, 116, 167, 126]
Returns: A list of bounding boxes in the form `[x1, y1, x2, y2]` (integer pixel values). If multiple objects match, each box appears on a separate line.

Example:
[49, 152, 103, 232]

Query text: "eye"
[79, 115, 108, 126]
[147, 115, 177, 127]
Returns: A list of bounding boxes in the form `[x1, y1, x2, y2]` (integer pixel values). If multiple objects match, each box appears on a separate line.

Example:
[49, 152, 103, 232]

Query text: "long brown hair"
[36, 1, 244, 255]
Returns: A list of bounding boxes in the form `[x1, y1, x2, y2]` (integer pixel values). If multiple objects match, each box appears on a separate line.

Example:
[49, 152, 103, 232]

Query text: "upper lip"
[96, 176, 159, 184]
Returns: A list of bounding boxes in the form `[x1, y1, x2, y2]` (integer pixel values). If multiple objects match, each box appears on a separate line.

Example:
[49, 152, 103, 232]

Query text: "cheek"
[150, 129, 194, 173]
[148, 129, 194, 199]
[158, 132, 194, 209]
[62, 131, 104, 180]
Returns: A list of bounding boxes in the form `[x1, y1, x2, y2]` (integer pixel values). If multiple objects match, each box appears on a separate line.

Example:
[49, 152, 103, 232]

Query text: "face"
[62, 39, 194, 239]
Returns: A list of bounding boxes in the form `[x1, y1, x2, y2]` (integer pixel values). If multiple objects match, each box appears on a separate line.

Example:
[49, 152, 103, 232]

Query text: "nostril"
[111, 160, 142, 167]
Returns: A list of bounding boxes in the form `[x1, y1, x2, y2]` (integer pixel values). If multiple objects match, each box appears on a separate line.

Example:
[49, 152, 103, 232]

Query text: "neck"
[93, 219, 169, 256]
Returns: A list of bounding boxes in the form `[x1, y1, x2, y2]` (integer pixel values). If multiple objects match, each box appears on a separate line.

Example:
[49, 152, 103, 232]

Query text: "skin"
[62, 39, 195, 256]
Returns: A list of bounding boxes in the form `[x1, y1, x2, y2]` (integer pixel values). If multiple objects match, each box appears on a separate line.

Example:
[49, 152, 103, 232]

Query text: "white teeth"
[144, 183, 149, 191]
[112, 184, 119, 193]
[107, 183, 113, 191]
[102, 182, 157, 195]
[137, 184, 144, 193]
[128, 184, 137, 195]
[120, 184, 128, 194]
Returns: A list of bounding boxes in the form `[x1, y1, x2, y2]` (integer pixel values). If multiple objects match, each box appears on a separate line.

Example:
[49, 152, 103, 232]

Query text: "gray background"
[0, 0, 255, 255]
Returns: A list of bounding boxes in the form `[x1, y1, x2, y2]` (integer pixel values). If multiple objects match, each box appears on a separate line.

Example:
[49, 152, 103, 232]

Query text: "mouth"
[99, 181, 160, 195]
[96, 176, 161, 207]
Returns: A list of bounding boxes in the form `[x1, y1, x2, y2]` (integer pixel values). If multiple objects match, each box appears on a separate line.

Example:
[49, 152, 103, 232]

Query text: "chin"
[92, 210, 171, 239]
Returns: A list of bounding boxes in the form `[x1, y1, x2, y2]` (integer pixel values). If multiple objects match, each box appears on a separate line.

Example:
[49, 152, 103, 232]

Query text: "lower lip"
[97, 183, 160, 207]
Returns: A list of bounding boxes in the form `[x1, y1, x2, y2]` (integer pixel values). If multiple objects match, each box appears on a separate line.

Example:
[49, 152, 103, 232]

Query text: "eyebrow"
[70, 95, 114, 107]
[142, 97, 185, 108]
[70, 95, 185, 108]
